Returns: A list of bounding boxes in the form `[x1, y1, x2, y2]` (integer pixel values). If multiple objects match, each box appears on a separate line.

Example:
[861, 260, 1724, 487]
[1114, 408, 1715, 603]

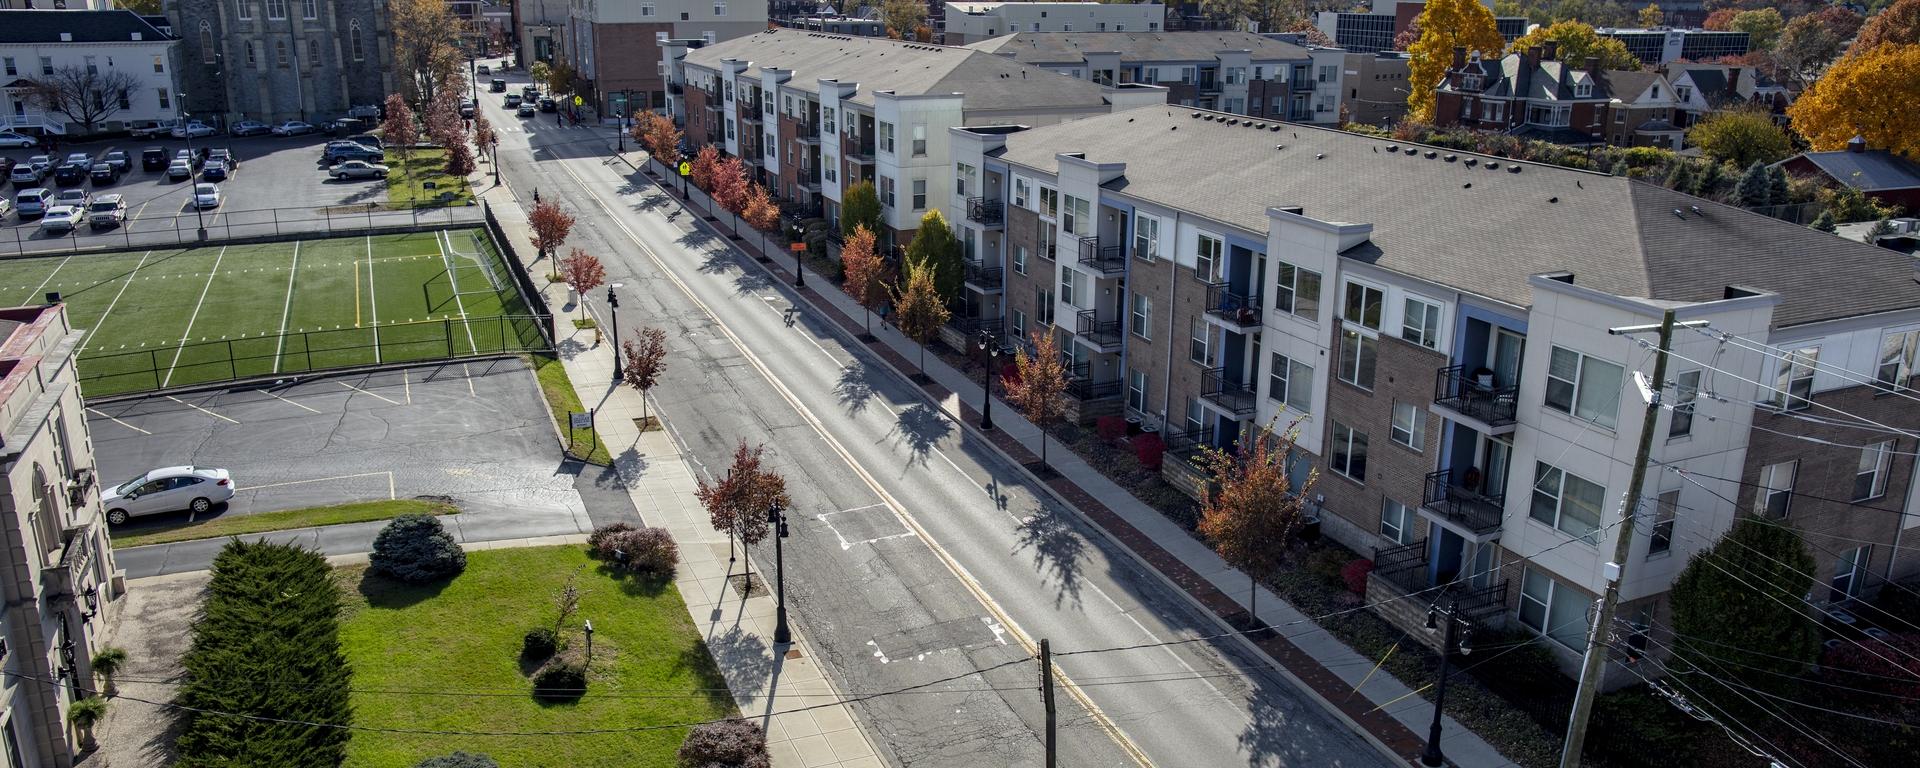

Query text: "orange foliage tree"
[1198, 421, 1316, 627]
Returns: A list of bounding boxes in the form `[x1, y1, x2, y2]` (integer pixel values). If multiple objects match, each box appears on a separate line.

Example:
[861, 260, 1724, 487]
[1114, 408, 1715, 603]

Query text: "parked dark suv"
[141, 147, 169, 172]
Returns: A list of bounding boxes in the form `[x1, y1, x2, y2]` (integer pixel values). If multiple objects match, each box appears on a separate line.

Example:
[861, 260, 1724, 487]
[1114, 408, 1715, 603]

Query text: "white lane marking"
[403, 369, 412, 404]
[264, 390, 320, 414]
[161, 245, 227, 388]
[463, 363, 477, 396]
[243, 471, 394, 496]
[273, 240, 300, 373]
[337, 380, 402, 405]
[164, 395, 239, 424]
[85, 407, 150, 435]
[80, 250, 151, 351]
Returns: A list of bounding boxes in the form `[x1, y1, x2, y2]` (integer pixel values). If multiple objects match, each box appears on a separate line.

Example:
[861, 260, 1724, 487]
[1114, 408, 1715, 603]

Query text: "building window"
[1274, 262, 1321, 318]
[267, 0, 287, 19]
[308, 37, 321, 67]
[1330, 422, 1368, 482]
[1269, 354, 1311, 413]
[1063, 195, 1090, 237]
[912, 179, 926, 210]
[1, 58, 12, 77]
[1758, 460, 1796, 518]
[158, 89, 170, 109]
[955, 162, 973, 197]
[1037, 288, 1054, 326]
[350, 21, 365, 62]
[1128, 369, 1148, 412]
[1531, 462, 1604, 544]
[1650, 490, 1677, 556]
[912, 124, 926, 156]
[1770, 345, 1818, 410]
[239, 0, 253, 19]
[1011, 309, 1027, 338]
[1390, 401, 1425, 451]
[1402, 296, 1441, 350]
[1545, 346, 1625, 429]
[1381, 499, 1415, 544]
[1013, 245, 1028, 275]
[1134, 214, 1159, 261]
[1038, 187, 1058, 219]
[1195, 234, 1223, 282]
[823, 106, 835, 133]
[880, 176, 895, 208]
[245, 42, 257, 67]
[84, 56, 98, 75]
[1669, 370, 1700, 438]
[1130, 293, 1151, 339]
[303, 0, 316, 18]
[1337, 329, 1376, 389]
[878, 121, 894, 153]
[118, 91, 130, 110]
[1189, 318, 1211, 365]
[1058, 264, 1075, 309]
[714, 2, 727, 16]
[38, 57, 51, 76]
[152, 55, 165, 74]
[1856, 440, 1894, 501]
[1520, 568, 1590, 649]
[1877, 329, 1918, 389]
[1343, 282, 1383, 330]
[1014, 177, 1029, 208]
[276, 39, 290, 66]
[1831, 546, 1870, 602]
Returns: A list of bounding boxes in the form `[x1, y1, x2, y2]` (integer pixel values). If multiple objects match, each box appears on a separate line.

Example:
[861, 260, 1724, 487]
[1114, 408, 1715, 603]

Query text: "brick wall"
[590, 22, 672, 110]
[776, 113, 801, 199]
[1165, 264, 1212, 433]
[1319, 329, 1446, 553]
[684, 86, 711, 147]
[1004, 207, 1048, 340]
[1125, 249, 1174, 423]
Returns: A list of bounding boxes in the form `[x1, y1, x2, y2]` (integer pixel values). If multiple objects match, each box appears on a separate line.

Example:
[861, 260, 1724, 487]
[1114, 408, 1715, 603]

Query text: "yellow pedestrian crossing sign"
[573, 95, 584, 107]
[678, 161, 691, 176]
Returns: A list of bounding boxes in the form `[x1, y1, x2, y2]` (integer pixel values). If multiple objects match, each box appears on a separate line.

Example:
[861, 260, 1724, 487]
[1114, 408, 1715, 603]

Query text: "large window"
[1063, 195, 1091, 237]
[267, 0, 287, 19]
[1189, 318, 1211, 365]
[1038, 187, 1059, 219]
[1669, 370, 1700, 438]
[1330, 422, 1368, 483]
[1128, 370, 1148, 412]
[1134, 214, 1160, 261]
[350, 20, 365, 61]
[1770, 346, 1818, 410]
[1037, 288, 1054, 326]
[1758, 460, 1796, 518]
[1545, 347, 1624, 429]
[1856, 440, 1894, 501]
[1273, 262, 1321, 319]
[1343, 282, 1383, 330]
[1014, 177, 1029, 208]
[1390, 401, 1425, 451]
[1268, 353, 1312, 413]
[1195, 235, 1223, 282]
[1520, 568, 1590, 649]
[1013, 245, 1027, 275]
[1650, 490, 1677, 556]
[303, 0, 316, 18]
[1831, 545, 1870, 602]
[1402, 296, 1441, 350]
[1337, 329, 1376, 389]
[1531, 462, 1604, 543]
[880, 176, 895, 208]
[1130, 293, 1151, 339]
[878, 121, 894, 153]
[1877, 330, 1918, 390]
[912, 179, 926, 210]
[1380, 499, 1416, 545]
[911, 124, 926, 156]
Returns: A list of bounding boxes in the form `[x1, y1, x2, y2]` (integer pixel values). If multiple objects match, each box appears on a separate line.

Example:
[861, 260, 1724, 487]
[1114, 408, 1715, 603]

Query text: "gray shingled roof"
[0, 9, 171, 44]
[1599, 70, 1662, 102]
[996, 108, 1920, 327]
[1446, 54, 1605, 101]
[1787, 150, 1920, 193]
[683, 29, 1116, 112]
[966, 31, 1309, 65]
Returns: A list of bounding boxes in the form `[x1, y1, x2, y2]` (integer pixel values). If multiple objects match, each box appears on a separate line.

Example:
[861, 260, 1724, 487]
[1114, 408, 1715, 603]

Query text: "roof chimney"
[1542, 40, 1559, 61]
[1451, 45, 1466, 70]
[1584, 55, 1599, 74]
[1848, 135, 1868, 153]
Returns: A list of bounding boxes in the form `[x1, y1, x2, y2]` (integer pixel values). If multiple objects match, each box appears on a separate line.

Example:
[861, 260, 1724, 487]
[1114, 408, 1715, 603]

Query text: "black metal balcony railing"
[1434, 364, 1519, 427]
[1077, 237, 1125, 275]
[845, 140, 876, 162]
[1076, 308, 1122, 349]
[963, 260, 1004, 290]
[1201, 367, 1257, 416]
[1164, 425, 1216, 460]
[667, 82, 685, 95]
[946, 315, 1004, 337]
[1422, 468, 1506, 535]
[793, 122, 820, 141]
[740, 109, 763, 124]
[966, 196, 1003, 226]
[1197, 76, 1221, 93]
[1065, 360, 1122, 401]
[1369, 540, 1510, 624]
[1205, 283, 1261, 327]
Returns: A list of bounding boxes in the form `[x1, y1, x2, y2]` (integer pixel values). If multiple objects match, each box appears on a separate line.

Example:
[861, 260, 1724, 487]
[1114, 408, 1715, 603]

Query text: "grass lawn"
[0, 229, 547, 397]
[109, 498, 457, 549]
[386, 148, 475, 209]
[337, 546, 734, 767]
[531, 353, 613, 465]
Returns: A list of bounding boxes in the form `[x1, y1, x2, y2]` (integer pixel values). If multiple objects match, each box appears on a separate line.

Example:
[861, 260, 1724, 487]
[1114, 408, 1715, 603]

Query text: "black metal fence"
[481, 199, 554, 346]
[0, 203, 484, 257]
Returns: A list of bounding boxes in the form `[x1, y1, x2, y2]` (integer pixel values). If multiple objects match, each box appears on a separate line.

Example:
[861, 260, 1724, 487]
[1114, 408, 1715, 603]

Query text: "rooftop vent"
[1672, 208, 1686, 219]
[1316, 153, 1325, 160]
[1227, 118, 1239, 125]
[1549, 196, 1559, 203]
[1424, 150, 1437, 159]
[1689, 206, 1704, 217]
[1444, 154, 1457, 162]
[1275, 144, 1284, 150]
[1465, 157, 1478, 167]
[1191, 112, 1200, 118]
[1385, 145, 1398, 153]
[1508, 165, 1522, 173]
[1269, 125, 1281, 132]
[1464, 182, 1472, 188]
[1486, 162, 1500, 170]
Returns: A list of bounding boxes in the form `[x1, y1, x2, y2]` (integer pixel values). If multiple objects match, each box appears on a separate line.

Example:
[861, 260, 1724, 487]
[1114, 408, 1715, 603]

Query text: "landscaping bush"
[176, 541, 350, 767]
[370, 514, 467, 583]
[1586, 686, 1704, 766]
[677, 718, 770, 768]
[1095, 415, 1128, 443]
[521, 627, 559, 661]
[622, 527, 679, 576]
[1340, 558, 1373, 595]
[587, 521, 636, 558]
[414, 752, 500, 768]
[1132, 433, 1165, 470]
[532, 658, 588, 701]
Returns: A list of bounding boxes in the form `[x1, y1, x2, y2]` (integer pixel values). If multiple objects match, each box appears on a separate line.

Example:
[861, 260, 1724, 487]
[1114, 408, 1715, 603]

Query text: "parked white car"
[172, 121, 216, 138]
[102, 466, 235, 524]
[36, 205, 81, 233]
[329, 160, 390, 180]
[192, 182, 221, 208]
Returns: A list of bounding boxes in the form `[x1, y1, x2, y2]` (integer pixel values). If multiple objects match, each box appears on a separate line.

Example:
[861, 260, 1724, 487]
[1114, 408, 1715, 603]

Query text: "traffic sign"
[678, 162, 691, 176]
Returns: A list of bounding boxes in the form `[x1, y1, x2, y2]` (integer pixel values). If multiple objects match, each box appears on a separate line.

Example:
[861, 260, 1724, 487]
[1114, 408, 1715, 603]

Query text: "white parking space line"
[366, 235, 380, 362]
[462, 363, 476, 396]
[85, 407, 150, 435]
[242, 471, 396, 499]
[337, 381, 402, 405]
[161, 245, 227, 388]
[164, 395, 239, 424]
[264, 390, 321, 414]
[403, 370, 412, 404]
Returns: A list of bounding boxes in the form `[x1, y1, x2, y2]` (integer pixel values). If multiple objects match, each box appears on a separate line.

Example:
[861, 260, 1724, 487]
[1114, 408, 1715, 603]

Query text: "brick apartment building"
[942, 105, 1920, 680]
[567, 0, 765, 119]
[660, 28, 1166, 246]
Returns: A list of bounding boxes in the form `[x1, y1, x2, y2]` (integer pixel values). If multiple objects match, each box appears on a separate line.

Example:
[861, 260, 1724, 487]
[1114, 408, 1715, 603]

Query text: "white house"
[0, 9, 180, 136]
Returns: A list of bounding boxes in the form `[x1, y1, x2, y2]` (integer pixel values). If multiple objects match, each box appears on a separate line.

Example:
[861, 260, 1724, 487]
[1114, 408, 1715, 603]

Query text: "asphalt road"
[482, 77, 1392, 768]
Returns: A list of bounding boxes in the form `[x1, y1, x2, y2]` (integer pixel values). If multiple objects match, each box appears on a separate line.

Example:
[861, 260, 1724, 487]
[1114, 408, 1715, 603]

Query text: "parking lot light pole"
[608, 283, 623, 381]
[767, 502, 791, 645]
[181, 95, 205, 241]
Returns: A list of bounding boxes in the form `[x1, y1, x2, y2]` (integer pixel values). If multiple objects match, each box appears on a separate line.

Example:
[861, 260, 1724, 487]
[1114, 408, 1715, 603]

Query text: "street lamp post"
[608, 283, 624, 381]
[975, 331, 999, 431]
[1421, 595, 1474, 767]
[180, 95, 206, 241]
[793, 238, 806, 288]
[767, 502, 791, 644]
[615, 110, 625, 153]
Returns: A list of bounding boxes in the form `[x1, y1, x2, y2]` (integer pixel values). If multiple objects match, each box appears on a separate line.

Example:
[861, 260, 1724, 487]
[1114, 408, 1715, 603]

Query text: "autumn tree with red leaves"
[743, 184, 780, 232]
[711, 156, 749, 215]
[527, 201, 575, 260]
[1198, 421, 1316, 627]
[839, 225, 889, 337]
[559, 248, 606, 321]
[696, 440, 791, 578]
[622, 327, 669, 423]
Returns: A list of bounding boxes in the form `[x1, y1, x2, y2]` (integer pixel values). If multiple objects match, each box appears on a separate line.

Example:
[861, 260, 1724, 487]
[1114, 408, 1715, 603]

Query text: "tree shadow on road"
[733, 269, 771, 296]
[629, 190, 672, 212]
[887, 402, 951, 469]
[1014, 505, 1087, 611]
[835, 363, 874, 416]
[1238, 677, 1316, 768]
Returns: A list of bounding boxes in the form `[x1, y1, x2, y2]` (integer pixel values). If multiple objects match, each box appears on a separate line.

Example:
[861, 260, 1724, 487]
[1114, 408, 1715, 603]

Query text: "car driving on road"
[102, 466, 235, 524]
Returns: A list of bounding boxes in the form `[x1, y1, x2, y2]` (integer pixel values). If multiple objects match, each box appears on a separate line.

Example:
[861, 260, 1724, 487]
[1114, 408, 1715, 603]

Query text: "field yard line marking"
[84, 407, 150, 435]
[337, 380, 402, 405]
[25, 254, 75, 305]
[437, 230, 478, 353]
[463, 363, 476, 396]
[162, 246, 228, 389]
[80, 250, 151, 351]
[367, 236, 380, 363]
[353, 251, 362, 327]
[264, 391, 320, 414]
[243, 471, 393, 492]
[164, 395, 239, 424]
[272, 241, 300, 374]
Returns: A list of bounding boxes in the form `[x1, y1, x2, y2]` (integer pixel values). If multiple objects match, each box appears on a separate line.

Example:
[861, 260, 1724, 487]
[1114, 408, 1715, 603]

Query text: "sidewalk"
[617, 158, 1517, 767]
[483, 183, 884, 768]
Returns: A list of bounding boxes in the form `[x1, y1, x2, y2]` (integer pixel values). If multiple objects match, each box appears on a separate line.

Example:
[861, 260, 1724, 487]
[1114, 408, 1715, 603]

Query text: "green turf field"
[0, 229, 547, 396]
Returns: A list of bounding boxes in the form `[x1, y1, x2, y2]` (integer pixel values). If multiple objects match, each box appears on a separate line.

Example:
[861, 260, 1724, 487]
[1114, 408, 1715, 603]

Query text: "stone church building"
[164, 0, 393, 125]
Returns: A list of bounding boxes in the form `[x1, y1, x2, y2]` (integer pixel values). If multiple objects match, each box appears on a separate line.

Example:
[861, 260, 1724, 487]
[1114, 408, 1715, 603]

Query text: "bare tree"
[23, 66, 141, 135]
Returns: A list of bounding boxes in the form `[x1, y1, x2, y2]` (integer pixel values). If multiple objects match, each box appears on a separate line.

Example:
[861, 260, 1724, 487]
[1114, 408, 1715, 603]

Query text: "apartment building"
[1597, 26, 1750, 67]
[1338, 50, 1410, 129]
[944, 105, 1920, 679]
[1314, 0, 1525, 55]
[942, 2, 1165, 45]
[965, 30, 1342, 124]
[567, 0, 765, 118]
[0, 303, 121, 767]
[661, 28, 1165, 246]
[167, 0, 394, 125]
[0, 10, 180, 136]
[516, 0, 571, 65]
[779, 15, 886, 37]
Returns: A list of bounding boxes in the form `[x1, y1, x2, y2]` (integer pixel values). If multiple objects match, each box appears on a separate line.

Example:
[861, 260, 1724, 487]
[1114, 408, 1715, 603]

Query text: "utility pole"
[1040, 638, 1056, 768]
[1560, 308, 1690, 767]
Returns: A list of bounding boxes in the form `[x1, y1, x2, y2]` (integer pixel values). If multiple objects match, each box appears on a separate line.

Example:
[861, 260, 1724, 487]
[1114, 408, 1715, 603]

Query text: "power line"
[1678, 509, 1920, 637]
[1692, 326, 1920, 411]
[1658, 462, 1915, 524]
[1610, 619, 1920, 702]
[1648, 341, 1920, 441]
[1647, 633, 1873, 768]
[1612, 658, 1801, 768]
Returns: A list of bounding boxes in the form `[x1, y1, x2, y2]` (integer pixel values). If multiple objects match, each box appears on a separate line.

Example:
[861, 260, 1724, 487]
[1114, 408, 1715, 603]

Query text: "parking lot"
[86, 357, 586, 534]
[0, 131, 419, 254]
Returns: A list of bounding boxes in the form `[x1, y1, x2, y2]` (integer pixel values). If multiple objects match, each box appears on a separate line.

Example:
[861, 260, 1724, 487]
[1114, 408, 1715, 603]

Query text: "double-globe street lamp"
[975, 330, 1000, 431]
[608, 283, 624, 381]
[1421, 594, 1475, 767]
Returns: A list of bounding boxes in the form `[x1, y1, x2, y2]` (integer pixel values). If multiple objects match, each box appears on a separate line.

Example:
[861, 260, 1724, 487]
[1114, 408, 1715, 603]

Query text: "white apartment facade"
[0, 10, 180, 136]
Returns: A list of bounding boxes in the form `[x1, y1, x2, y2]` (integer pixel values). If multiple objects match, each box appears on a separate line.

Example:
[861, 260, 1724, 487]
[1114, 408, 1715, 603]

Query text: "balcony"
[844, 139, 876, 164]
[740, 110, 763, 125]
[1163, 425, 1215, 461]
[1204, 283, 1261, 328]
[794, 122, 820, 143]
[667, 82, 684, 95]
[1075, 309, 1122, 351]
[1420, 469, 1506, 539]
[1066, 361, 1122, 401]
[1366, 540, 1509, 651]
[1201, 367, 1257, 416]
[963, 260, 1004, 292]
[966, 196, 1004, 227]
[1076, 237, 1125, 275]
[1197, 75, 1221, 94]
[1433, 364, 1519, 432]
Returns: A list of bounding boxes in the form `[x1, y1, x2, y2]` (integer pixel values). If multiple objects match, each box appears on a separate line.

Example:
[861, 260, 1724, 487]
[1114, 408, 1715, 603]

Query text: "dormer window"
[1462, 74, 1483, 90]
[1573, 82, 1593, 98]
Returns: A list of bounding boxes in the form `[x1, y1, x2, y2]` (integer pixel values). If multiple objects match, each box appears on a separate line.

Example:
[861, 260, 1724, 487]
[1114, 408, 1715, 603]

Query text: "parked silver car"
[102, 466, 235, 524]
